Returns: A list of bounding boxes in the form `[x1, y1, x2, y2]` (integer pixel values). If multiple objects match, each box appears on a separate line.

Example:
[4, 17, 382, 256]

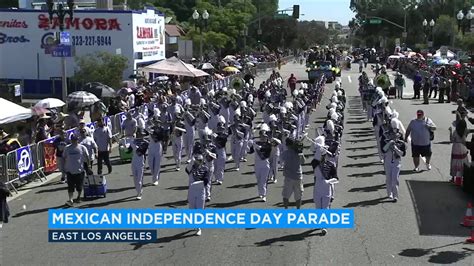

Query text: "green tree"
[433, 15, 457, 47]
[73, 52, 128, 89]
[460, 34, 474, 53]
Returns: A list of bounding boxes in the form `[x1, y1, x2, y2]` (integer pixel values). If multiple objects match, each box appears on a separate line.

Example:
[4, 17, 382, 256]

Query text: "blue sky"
[278, 0, 355, 25]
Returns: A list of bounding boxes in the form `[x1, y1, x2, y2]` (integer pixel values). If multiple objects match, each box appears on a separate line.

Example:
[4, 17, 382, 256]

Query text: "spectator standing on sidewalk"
[404, 110, 437, 172]
[394, 72, 405, 99]
[63, 134, 90, 206]
[287, 74, 297, 95]
[422, 77, 430, 104]
[53, 129, 69, 183]
[413, 71, 422, 99]
[93, 119, 113, 175]
[79, 128, 98, 169]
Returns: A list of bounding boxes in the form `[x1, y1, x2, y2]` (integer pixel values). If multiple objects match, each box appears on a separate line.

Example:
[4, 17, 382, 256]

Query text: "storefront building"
[0, 8, 165, 98]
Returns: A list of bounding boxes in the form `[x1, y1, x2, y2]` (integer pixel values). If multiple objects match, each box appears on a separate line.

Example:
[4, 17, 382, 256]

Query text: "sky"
[278, 0, 355, 25]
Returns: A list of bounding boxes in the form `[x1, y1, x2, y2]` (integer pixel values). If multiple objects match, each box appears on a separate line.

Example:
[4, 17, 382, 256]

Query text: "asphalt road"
[2, 62, 474, 265]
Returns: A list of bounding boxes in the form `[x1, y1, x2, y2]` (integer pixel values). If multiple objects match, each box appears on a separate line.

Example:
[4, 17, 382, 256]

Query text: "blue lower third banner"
[48, 230, 157, 242]
[48, 209, 354, 229]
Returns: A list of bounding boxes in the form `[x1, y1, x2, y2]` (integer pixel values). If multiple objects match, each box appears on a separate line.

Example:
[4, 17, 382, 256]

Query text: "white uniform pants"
[255, 161, 270, 197]
[184, 130, 195, 160]
[214, 148, 226, 182]
[132, 163, 144, 195]
[205, 163, 214, 198]
[188, 181, 205, 209]
[314, 196, 331, 209]
[148, 150, 162, 182]
[232, 138, 243, 168]
[173, 135, 183, 166]
[384, 160, 400, 199]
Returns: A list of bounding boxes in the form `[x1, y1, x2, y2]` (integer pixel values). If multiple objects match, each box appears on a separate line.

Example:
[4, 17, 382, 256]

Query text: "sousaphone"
[231, 77, 245, 92]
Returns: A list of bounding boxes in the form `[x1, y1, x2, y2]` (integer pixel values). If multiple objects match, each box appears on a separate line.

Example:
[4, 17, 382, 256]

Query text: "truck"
[307, 61, 335, 83]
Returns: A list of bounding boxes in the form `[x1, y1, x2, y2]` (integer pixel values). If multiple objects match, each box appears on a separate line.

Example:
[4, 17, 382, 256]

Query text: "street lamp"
[46, 0, 74, 31]
[46, 0, 74, 102]
[192, 10, 209, 61]
[457, 10, 464, 33]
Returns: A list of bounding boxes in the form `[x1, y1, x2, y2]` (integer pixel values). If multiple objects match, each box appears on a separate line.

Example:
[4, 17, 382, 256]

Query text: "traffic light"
[292, 5, 299, 19]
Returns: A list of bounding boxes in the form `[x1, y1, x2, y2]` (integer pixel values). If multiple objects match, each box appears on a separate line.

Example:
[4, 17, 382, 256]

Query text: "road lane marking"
[347, 75, 352, 83]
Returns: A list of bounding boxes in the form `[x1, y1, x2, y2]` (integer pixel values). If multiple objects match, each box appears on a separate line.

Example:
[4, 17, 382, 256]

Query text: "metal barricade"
[0, 154, 6, 185]
[5, 149, 18, 193]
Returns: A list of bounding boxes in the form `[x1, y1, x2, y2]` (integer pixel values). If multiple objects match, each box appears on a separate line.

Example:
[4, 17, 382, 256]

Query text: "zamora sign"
[38, 14, 122, 31]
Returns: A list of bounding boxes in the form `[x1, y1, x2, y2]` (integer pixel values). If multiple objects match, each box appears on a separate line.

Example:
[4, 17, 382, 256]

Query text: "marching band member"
[381, 120, 406, 202]
[148, 126, 164, 186]
[251, 123, 273, 202]
[183, 99, 196, 163]
[130, 131, 149, 200]
[186, 154, 210, 236]
[172, 119, 186, 171]
[312, 135, 338, 236]
[213, 117, 228, 185]
[230, 109, 245, 171]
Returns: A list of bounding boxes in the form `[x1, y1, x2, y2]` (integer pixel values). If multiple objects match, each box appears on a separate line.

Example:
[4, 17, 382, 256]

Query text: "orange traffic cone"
[466, 228, 474, 243]
[461, 202, 474, 227]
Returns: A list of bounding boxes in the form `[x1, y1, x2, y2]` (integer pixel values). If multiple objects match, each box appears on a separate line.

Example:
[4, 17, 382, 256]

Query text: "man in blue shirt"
[413, 71, 423, 99]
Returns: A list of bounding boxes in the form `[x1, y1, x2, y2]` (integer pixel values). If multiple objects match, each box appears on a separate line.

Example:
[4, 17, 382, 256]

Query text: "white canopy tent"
[0, 98, 32, 124]
[140, 56, 209, 77]
[434, 50, 455, 58]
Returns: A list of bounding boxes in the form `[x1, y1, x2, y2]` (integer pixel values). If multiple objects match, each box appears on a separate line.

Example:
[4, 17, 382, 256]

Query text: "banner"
[43, 142, 57, 173]
[16, 146, 34, 178]
[118, 112, 127, 126]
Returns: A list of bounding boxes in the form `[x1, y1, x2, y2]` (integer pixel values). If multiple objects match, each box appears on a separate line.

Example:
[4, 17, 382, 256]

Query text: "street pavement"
[1, 62, 474, 265]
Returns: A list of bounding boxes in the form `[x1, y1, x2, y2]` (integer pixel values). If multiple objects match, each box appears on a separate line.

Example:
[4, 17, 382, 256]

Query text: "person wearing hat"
[213, 119, 228, 185]
[381, 121, 406, 202]
[75, 120, 91, 140]
[312, 135, 338, 236]
[53, 130, 70, 183]
[172, 120, 186, 171]
[130, 131, 149, 200]
[63, 133, 91, 206]
[35, 117, 50, 143]
[148, 126, 164, 186]
[251, 124, 273, 202]
[93, 119, 113, 175]
[79, 128, 98, 170]
[183, 101, 196, 164]
[405, 110, 436, 172]
[230, 109, 245, 171]
[394, 72, 405, 99]
[121, 112, 136, 138]
[281, 137, 306, 209]
[186, 154, 210, 236]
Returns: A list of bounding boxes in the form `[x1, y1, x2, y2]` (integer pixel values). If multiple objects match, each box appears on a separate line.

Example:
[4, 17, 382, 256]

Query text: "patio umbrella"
[34, 98, 65, 109]
[140, 56, 208, 77]
[118, 87, 133, 96]
[223, 55, 236, 61]
[223, 66, 240, 73]
[67, 91, 100, 109]
[122, 80, 137, 89]
[31, 106, 50, 116]
[81, 82, 116, 98]
[199, 63, 215, 70]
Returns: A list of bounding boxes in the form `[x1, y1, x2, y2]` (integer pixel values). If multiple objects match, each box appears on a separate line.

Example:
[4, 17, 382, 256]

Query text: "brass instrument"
[231, 77, 245, 92]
